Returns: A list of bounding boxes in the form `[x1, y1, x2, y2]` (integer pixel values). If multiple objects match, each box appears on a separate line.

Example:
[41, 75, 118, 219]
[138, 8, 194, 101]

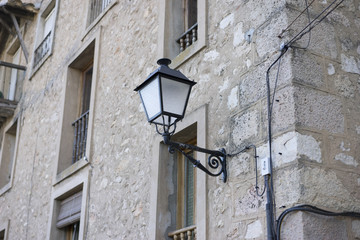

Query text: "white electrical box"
[260, 157, 271, 176]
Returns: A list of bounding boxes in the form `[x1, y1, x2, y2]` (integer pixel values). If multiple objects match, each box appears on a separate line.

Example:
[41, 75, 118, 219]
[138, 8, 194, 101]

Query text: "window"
[47, 172, 89, 240]
[57, 191, 82, 240]
[55, 32, 100, 183]
[0, 220, 9, 240]
[32, 0, 58, 73]
[88, 0, 114, 26]
[72, 65, 92, 164]
[0, 119, 19, 195]
[168, 139, 197, 239]
[0, 43, 24, 102]
[149, 105, 207, 240]
[8, 48, 20, 101]
[158, 0, 206, 68]
[177, 0, 197, 53]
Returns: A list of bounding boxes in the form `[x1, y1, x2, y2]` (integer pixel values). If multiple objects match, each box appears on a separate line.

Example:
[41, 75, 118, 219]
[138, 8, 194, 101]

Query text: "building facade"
[0, 0, 359, 239]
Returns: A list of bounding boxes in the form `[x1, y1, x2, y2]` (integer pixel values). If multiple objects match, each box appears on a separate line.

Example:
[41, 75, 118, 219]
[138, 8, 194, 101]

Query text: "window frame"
[54, 29, 100, 184]
[0, 117, 20, 196]
[2, 34, 24, 102]
[46, 169, 89, 240]
[30, 0, 59, 76]
[0, 220, 9, 240]
[158, 0, 207, 69]
[149, 105, 207, 240]
[176, 138, 197, 229]
[82, 0, 118, 40]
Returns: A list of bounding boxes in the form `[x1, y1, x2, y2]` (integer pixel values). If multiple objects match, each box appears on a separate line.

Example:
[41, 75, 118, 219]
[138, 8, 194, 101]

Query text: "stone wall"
[0, 0, 359, 239]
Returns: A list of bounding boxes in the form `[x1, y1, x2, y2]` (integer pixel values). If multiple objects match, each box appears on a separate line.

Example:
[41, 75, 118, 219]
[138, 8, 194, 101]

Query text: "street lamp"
[134, 58, 227, 182]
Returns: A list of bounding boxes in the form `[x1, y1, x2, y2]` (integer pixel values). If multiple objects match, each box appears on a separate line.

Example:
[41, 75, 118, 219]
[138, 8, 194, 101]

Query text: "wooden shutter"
[56, 191, 82, 228]
[185, 155, 194, 226]
[81, 66, 93, 114]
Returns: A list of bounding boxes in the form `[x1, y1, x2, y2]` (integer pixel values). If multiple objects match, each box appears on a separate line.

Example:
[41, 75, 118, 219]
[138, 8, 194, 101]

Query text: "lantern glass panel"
[138, 76, 161, 121]
[161, 76, 191, 117]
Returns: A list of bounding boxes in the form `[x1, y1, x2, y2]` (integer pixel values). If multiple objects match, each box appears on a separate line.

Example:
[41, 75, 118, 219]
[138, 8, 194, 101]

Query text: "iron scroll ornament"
[163, 133, 227, 183]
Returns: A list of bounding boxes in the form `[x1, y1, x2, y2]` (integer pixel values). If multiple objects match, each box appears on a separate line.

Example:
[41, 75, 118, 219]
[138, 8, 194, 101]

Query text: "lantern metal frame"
[135, 58, 227, 183]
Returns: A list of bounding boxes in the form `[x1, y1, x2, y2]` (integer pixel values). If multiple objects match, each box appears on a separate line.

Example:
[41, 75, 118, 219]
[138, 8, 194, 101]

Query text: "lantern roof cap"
[134, 58, 196, 92]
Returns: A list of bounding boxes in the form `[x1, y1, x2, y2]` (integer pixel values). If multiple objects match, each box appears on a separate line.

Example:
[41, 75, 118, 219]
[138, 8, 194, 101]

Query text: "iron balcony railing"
[176, 23, 198, 53]
[72, 110, 89, 163]
[89, 0, 113, 24]
[33, 31, 52, 69]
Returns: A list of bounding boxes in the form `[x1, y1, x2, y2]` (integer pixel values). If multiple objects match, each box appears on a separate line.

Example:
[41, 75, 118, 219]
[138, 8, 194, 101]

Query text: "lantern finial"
[157, 58, 171, 66]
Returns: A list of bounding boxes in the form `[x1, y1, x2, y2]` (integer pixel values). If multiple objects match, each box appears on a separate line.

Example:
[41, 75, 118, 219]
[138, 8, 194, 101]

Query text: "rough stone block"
[230, 107, 261, 149]
[262, 86, 296, 135]
[303, 213, 347, 240]
[255, 11, 288, 61]
[294, 86, 344, 134]
[292, 50, 325, 89]
[256, 131, 322, 169]
[239, 53, 292, 109]
[228, 152, 252, 179]
[300, 167, 360, 211]
[341, 53, 360, 74]
[273, 166, 302, 207]
[328, 135, 359, 168]
[232, 180, 265, 218]
[245, 219, 263, 239]
[352, 220, 360, 239]
[279, 211, 304, 240]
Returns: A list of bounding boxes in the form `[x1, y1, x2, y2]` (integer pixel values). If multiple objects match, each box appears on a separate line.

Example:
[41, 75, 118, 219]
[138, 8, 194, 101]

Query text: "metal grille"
[72, 110, 89, 163]
[89, 0, 113, 24]
[33, 31, 52, 69]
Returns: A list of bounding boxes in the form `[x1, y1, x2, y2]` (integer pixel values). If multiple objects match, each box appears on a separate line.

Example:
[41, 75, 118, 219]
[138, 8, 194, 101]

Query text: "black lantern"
[134, 58, 227, 182]
[134, 58, 196, 132]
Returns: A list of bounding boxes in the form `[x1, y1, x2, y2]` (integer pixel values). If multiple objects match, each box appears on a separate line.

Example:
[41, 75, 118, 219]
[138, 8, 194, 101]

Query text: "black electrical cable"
[264, 1, 345, 239]
[269, 56, 282, 118]
[287, 0, 344, 48]
[262, 1, 347, 239]
[278, 0, 315, 38]
[265, 47, 288, 239]
[276, 205, 360, 240]
[291, 0, 312, 50]
[227, 145, 265, 197]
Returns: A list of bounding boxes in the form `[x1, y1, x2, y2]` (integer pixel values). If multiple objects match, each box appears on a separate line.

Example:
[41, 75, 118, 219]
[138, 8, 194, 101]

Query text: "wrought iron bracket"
[163, 133, 227, 183]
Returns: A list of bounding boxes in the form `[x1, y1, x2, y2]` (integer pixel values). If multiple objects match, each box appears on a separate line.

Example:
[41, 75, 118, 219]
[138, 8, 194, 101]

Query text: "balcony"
[72, 110, 89, 163]
[168, 225, 196, 240]
[0, 98, 17, 127]
[33, 31, 52, 69]
[89, 0, 113, 24]
[0, 62, 24, 128]
[176, 23, 198, 53]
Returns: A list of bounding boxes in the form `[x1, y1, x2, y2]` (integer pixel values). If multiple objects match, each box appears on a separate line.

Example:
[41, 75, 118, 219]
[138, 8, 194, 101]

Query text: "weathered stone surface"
[341, 54, 360, 74]
[303, 214, 348, 240]
[245, 219, 263, 239]
[294, 86, 344, 134]
[232, 181, 265, 218]
[292, 50, 325, 88]
[262, 86, 296, 135]
[300, 167, 360, 211]
[328, 135, 359, 169]
[257, 131, 322, 168]
[352, 220, 360, 239]
[231, 107, 260, 148]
